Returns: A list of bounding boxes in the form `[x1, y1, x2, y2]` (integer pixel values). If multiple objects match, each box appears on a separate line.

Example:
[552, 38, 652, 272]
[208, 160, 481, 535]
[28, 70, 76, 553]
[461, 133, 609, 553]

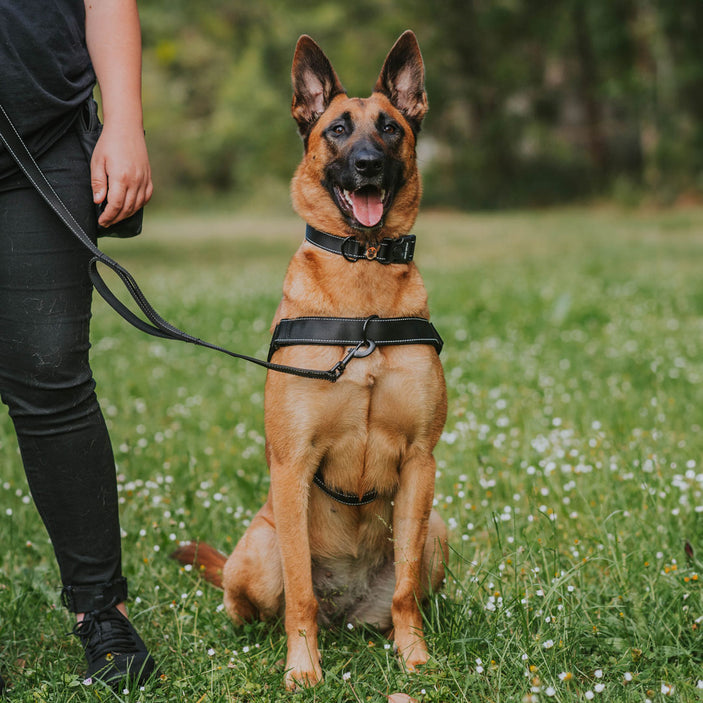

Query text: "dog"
[172, 30, 448, 690]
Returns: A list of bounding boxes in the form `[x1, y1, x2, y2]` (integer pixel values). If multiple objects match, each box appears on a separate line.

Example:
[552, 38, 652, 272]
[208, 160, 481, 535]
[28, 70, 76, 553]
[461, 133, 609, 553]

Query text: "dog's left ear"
[291, 35, 346, 139]
[373, 30, 428, 133]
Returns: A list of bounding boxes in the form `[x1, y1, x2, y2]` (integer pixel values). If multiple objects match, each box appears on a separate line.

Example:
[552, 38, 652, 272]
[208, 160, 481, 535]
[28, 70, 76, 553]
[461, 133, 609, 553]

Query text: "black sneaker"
[72, 602, 156, 687]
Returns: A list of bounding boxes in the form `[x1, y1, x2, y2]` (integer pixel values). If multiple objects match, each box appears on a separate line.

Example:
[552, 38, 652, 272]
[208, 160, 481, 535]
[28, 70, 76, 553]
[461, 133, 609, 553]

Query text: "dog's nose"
[354, 149, 384, 177]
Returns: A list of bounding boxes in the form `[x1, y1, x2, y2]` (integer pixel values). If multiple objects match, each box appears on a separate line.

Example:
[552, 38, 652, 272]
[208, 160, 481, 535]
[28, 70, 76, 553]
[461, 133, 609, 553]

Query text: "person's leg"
[0, 126, 153, 683]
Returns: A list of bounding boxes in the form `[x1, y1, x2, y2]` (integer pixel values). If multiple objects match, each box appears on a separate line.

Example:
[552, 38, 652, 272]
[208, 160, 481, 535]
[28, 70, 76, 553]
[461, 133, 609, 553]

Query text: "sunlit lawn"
[1, 207, 702, 701]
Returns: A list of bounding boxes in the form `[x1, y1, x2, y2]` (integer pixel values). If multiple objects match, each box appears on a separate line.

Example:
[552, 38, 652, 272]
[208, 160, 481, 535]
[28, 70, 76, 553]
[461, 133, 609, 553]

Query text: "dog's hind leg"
[220, 503, 284, 623]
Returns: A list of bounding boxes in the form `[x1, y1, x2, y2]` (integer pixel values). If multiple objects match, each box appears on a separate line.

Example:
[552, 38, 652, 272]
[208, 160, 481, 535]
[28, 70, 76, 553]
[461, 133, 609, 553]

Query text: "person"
[0, 0, 155, 691]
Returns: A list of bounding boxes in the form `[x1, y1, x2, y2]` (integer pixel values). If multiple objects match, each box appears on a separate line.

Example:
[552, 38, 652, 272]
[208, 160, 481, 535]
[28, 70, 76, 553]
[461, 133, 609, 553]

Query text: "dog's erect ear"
[291, 35, 346, 138]
[373, 30, 427, 133]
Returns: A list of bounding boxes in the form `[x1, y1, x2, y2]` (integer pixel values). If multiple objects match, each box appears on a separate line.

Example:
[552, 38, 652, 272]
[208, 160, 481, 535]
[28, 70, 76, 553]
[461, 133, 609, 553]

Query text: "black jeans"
[0, 124, 127, 612]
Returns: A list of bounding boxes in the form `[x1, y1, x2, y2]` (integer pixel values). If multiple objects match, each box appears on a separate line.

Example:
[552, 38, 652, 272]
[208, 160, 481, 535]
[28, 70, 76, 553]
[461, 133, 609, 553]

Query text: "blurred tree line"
[138, 0, 703, 210]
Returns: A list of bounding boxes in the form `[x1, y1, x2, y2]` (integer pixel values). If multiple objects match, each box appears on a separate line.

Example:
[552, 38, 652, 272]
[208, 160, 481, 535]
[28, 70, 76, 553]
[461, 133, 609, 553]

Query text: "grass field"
[1, 207, 702, 702]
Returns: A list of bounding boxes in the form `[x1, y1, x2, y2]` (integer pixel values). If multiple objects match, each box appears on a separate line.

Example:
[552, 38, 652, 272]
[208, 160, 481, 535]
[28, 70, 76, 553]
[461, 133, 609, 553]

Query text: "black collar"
[305, 224, 416, 264]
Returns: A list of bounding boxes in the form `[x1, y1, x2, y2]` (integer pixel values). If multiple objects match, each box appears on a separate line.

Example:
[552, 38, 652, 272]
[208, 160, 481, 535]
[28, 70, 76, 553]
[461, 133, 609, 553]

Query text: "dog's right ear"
[291, 35, 346, 139]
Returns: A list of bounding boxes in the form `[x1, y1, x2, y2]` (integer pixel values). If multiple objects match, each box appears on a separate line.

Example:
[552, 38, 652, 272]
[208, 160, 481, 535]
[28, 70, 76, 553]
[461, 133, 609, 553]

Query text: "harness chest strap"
[268, 316, 443, 360]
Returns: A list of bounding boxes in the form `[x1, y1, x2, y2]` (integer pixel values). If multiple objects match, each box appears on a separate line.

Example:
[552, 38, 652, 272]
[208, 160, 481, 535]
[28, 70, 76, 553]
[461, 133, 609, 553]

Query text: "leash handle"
[0, 103, 341, 382]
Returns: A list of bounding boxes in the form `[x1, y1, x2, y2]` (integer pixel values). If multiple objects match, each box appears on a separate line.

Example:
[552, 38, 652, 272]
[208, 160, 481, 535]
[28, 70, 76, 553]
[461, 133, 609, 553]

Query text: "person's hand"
[91, 123, 152, 228]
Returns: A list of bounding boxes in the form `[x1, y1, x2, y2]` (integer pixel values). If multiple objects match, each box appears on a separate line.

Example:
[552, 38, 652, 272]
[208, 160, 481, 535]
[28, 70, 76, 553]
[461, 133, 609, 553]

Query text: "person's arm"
[84, 0, 152, 226]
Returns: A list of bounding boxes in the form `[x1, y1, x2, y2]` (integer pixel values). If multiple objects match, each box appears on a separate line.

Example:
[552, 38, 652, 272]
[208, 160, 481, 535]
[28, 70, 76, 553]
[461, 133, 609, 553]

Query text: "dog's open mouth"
[334, 185, 389, 229]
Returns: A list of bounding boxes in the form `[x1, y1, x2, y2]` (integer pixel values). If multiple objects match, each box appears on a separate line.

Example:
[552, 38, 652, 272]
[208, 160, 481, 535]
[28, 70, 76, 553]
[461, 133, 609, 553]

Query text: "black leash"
[0, 104, 441, 383]
[0, 104, 347, 381]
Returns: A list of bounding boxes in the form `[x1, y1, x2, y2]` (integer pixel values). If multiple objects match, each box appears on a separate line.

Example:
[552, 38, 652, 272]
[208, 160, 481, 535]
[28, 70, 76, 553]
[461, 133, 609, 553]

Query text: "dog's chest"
[315, 348, 441, 492]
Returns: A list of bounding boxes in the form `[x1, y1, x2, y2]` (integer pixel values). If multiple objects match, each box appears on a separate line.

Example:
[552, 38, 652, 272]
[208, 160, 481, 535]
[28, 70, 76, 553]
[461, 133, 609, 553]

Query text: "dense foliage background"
[137, 0, 703, 210]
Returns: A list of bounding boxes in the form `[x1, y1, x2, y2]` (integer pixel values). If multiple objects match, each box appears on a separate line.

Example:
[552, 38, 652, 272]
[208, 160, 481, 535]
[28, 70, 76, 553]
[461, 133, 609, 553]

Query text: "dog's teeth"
[343, 190, 353, 206]
[381, 189, 386, 202]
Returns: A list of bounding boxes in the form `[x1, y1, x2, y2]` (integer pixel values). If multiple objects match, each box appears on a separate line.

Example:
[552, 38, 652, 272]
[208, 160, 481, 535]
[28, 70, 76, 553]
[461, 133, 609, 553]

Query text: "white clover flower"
[594, 669, 603, 678]
[342, 672, 351, 681]
[594, 683, 605, 693]
[584, 692, 594, 700]
[542, 639, 554, 649]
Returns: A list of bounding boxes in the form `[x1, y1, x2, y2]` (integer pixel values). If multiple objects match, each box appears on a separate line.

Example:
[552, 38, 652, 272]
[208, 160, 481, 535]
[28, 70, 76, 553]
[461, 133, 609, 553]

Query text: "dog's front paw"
[284, 638, 323, 690]
[395, 636, 429, 673]
[284, 660, 323, 690]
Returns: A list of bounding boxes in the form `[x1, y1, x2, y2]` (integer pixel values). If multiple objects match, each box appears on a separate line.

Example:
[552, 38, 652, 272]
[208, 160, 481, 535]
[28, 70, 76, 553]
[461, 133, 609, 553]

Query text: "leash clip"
[330, 338, 377, 379]
[329, 315, 379, 379]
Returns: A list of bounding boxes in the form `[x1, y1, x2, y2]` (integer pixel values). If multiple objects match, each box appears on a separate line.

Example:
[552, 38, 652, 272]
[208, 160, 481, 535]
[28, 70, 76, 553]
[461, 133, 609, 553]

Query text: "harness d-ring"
[355, 315, 379, 357]
[329, 315, 379, 378]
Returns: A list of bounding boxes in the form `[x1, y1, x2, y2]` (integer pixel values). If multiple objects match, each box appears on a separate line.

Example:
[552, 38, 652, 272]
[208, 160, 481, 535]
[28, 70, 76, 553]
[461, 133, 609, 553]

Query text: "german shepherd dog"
[173, 30, 448, 690]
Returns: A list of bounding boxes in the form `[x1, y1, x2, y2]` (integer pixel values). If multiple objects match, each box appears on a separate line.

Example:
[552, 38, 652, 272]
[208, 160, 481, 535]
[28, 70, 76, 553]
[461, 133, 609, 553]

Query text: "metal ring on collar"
[341, 236, 359, 262]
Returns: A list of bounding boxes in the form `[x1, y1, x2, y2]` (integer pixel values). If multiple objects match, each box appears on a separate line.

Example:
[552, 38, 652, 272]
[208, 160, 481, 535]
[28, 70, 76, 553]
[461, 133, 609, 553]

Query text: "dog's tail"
[170, 541, 227, 589]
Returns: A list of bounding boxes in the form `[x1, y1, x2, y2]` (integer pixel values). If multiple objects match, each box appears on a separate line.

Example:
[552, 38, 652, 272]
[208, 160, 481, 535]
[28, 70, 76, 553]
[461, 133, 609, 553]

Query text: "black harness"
[280, 225, 443, 507]
[313, 470, 379, 506]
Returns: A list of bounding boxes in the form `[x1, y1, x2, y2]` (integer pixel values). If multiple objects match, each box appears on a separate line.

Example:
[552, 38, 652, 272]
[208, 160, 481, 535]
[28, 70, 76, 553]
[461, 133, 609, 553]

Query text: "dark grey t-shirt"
[0, 0, 96, 177]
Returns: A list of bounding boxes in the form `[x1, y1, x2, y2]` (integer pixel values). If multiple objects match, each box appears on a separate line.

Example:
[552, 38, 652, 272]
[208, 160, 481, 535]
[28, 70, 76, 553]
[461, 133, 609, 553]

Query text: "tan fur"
[172, 31, 448, 690]
[290, 93, 423, 242]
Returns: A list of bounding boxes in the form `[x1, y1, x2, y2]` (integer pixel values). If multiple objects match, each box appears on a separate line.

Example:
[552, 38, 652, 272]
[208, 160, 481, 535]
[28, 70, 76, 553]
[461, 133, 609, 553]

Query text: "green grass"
[1, 207, 702, 702]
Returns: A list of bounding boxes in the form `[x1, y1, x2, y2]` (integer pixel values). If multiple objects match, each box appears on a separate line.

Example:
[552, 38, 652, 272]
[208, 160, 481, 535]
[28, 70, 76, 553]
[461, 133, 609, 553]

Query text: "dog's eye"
[331, 124, 346, 135]
[383, 123, 398, 135]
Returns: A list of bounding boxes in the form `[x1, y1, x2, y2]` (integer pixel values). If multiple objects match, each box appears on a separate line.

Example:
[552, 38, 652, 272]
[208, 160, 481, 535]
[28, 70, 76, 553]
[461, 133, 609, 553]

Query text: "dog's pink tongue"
[350, 188, 383, 227]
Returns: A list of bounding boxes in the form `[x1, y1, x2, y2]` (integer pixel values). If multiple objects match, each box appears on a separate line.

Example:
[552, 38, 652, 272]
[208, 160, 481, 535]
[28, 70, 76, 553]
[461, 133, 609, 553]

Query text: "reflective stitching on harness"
[313, 469, 378, 506]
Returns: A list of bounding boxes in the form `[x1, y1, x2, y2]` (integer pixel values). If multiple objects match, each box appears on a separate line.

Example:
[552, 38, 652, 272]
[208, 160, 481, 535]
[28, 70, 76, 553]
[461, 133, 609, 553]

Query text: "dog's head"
[290, 31, 427, 242]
